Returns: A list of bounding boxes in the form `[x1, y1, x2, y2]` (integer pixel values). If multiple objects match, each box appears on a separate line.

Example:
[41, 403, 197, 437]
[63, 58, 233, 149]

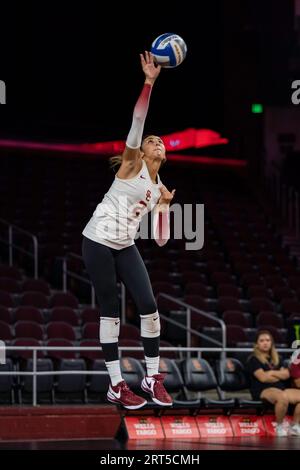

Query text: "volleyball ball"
[151, 33, 187, 68]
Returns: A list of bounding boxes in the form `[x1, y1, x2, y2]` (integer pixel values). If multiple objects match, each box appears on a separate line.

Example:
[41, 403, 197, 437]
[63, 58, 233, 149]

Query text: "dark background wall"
[0, 0, 296, 156]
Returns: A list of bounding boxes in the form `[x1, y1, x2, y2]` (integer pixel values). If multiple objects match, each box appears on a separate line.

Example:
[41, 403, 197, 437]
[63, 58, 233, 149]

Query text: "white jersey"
[82, 160, 163, 249]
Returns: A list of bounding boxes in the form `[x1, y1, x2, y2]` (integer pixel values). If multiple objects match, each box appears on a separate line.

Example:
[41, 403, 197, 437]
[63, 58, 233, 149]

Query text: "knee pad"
[100, 316, 120, 344]
[140, 311, 160, 338]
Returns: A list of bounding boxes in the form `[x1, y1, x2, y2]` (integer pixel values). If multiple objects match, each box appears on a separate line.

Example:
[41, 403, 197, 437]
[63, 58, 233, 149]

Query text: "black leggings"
[81, 235, 157, 318]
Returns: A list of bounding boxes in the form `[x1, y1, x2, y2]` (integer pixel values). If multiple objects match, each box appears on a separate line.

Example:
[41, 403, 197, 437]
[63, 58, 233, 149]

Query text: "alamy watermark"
[94, 198, 204, 251]
[291, 80, 300, 105]
[290, 340, 300, 365]
[0, 340, 5, 364]
[0, 80, 6, 104]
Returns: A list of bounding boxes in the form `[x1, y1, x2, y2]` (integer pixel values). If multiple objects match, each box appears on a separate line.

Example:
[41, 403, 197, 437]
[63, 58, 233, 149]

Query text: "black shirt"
[247, 355, 287, 400]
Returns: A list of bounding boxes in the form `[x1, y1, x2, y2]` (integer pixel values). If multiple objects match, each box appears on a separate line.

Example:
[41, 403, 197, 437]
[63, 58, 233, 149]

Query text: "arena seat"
[182, 358, 235, 412]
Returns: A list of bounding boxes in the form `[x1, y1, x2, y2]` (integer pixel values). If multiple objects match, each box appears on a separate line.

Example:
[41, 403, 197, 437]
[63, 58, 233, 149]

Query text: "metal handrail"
[63, 251, 126, 320]
[156, 293, 227, 356]
[0, 218, 39, 278]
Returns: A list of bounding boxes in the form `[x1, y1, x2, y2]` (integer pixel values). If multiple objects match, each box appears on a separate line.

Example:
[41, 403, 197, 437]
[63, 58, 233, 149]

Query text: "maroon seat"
[46, 339, 76, 359]
[258, 265, 279, 276]
[281, 299, 300, 316]
[119, 323, 140, 340]
[272, 286, 296, 302]
[82, 322, 99, 340]
[0, 278, 21, 294]
[149, 270, 171, 283]
[46, 321, 76, 341]
[0, 265, 22, 281]
[211, 272, 234, 285]
[264, 275, 286, 288]
[118, 339, 143, 359]
[0, 306, 12, 323]
[250, 297, 275, 315]
[79, 339, 104, 361]
[152, 281, 181, 297]
[0, 320, 14, 340]
[50, 292, 79, 308]
[287, 276, 300, 290]
[20, 292, 49, 308]
[207, 261, 229, 273]
[241, 273, 264, 288]
[150, 259, 173, 270]
[177, 259, 197, 271]
[217, 297, 241, 313]
[181, 271, 206, 284]
[0, 291, 14, 307]
[256, 311, 284, 329]
[222, 310, 251, 327]
[81, 308, 100, 324]
[12, 338, 44, 359]
[217, 284, 241, 298]
[22, 279, 51, 295]
[15, 306, 44, 324]
[248, 286, 271, 299]
[157, 296, 183, 313]
[226, 325, 248, 347]
[50, 307, 79, 326]
[15, 321, 44, 340]
[234, 263, 256, 275]
[184, 295, 209, 311]
[185, 282, 211, 296]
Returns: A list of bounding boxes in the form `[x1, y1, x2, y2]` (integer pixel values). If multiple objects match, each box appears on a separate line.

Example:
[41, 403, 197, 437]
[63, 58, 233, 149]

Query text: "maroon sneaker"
[141, 374, 173, 406]
[107, 381, 147, 410]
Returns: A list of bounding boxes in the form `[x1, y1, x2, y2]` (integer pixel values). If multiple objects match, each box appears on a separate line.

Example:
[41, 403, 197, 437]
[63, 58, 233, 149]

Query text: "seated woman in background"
[247, 330, 300, 437]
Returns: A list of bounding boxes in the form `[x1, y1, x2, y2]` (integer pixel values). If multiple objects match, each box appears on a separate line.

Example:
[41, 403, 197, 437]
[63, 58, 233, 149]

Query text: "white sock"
[105, 359, 123, 386]
[145, 355, 159, 376]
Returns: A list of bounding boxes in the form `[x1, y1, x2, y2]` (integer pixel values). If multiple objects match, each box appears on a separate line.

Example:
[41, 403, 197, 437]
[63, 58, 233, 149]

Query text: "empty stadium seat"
[215, 358, 264, 411]
[182, 358, 234, 412]
[15, 306, 44, 324]
[20, 292, 49, 308]
[50, 307, 79, 326]
[19, 358, 54, 404]
[0, 306, 12, 324]
[15, 321, 44, 340]
[0, 278, 21, 294]
[81, 308, 100, 324]
[50, 292, 79, 308]
[0, 321, 14, 341]
[82, 322, 98, 339]
[46, 321, 76, 341]
[22, 279, 51, 295]
[0, 291, 14, 307]
[54, 358, 86, 403]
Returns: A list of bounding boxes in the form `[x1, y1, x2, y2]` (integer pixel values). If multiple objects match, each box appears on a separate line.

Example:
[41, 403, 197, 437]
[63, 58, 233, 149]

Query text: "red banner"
[124, 416, 165, 440]
[196, 415, 233, 437]
[230, 415, 266, 437]
[161, 416, 200, 439]
[263, 415, 292, 436]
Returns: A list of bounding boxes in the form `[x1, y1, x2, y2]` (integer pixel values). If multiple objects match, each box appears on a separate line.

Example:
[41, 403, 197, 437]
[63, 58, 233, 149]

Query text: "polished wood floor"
[0, 436, 299, 450]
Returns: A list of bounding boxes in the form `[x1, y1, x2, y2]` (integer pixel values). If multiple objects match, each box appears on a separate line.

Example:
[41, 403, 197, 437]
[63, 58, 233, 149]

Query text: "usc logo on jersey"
[146, 190, 151, 202]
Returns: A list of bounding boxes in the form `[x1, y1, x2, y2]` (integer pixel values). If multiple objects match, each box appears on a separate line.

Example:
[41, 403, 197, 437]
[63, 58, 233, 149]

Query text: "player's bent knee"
[140, 312, 160, 338]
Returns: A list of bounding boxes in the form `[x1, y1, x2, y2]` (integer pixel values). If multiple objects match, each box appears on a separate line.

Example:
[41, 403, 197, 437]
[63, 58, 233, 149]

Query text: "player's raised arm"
[121, 52, 161, 169]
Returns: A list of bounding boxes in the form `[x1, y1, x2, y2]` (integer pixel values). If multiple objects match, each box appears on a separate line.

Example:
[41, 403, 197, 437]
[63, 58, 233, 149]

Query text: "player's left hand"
[158, 185, 176, 206]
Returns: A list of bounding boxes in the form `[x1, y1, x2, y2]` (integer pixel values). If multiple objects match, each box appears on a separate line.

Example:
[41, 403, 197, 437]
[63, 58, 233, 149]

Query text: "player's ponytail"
[109, 155, 122, 170]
